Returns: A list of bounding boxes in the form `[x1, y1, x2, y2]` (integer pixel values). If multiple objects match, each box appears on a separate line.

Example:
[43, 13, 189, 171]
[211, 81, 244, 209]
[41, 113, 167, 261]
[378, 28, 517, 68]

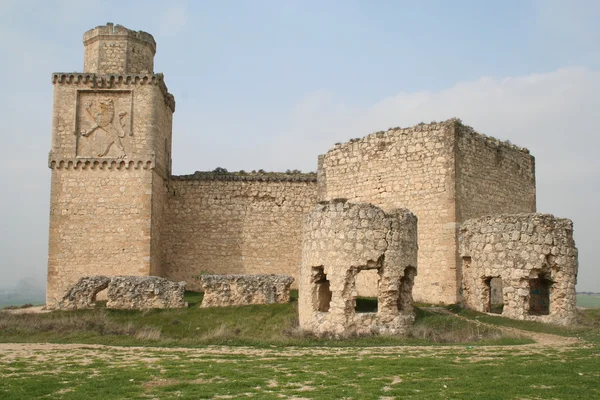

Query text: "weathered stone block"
[106, 276, 187, 309]
[199, 274, 294, 308]
[57, 276, 111, 310]
[57, 276, 187, 310]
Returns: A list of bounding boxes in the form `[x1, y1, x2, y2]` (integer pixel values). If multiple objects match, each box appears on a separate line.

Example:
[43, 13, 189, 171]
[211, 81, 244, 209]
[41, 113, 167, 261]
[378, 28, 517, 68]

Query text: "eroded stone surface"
[298, 200, 418, 337]
[57, 276, 186, 310]
[106, 276, 187, 310]
[199, 274, 294, 308]
[459, 214, 578, 325]
[57, 276, 110, 310]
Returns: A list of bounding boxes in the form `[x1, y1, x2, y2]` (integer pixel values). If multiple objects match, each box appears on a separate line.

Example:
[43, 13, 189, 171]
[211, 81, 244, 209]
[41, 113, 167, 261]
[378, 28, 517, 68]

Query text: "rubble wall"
[199, 274, 294, 307]
[298, 200, 418, 337]
[106, 276, 187, 309]
[459, 214, 578, 325]
[56, 276, 111, 310]
[318, 121, 456, 303]
[55, 276, 186, 310]
[162, 173, 317, 290]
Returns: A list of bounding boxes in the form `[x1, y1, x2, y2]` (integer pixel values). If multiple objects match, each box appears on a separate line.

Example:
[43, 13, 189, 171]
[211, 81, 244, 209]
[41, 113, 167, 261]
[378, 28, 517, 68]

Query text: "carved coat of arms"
[79, 98, 132, 158]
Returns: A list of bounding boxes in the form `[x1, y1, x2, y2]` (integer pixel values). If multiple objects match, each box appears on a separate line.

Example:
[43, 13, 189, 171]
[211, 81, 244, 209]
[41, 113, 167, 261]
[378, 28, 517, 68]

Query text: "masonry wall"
[47, 72, 174, 305]
[162, 174, 318, 290]
[83, 24, 155, 75]
[47, 167, 154, 304]
[318, 121, 457, 303]
[298, 201, 418, 336]
[455, 124, 537, 295]
[456, 124, 536, 221]
[150, 173, 168, 277]
[148, 85, 173, 277]
[459, 214, 578, 325]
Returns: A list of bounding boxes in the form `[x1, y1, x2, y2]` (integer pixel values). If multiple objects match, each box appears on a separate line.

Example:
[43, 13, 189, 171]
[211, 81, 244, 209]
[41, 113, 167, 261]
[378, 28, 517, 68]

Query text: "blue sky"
[0, 0, 599, 291]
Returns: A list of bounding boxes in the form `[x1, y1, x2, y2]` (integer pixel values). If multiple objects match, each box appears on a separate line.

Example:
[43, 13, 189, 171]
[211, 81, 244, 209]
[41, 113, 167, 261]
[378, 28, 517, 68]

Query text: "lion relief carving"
[78, 98, 132, 158]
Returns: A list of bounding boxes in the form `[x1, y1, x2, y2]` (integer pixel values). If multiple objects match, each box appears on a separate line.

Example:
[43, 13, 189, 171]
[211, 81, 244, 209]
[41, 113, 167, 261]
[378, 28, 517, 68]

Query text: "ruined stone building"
[47, 24, 577, 324]
[298, 201, 418, 336]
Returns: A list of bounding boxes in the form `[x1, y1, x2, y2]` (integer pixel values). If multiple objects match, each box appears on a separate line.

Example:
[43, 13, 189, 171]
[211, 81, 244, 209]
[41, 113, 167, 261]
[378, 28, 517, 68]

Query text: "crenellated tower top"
[83, 23, 156, 75]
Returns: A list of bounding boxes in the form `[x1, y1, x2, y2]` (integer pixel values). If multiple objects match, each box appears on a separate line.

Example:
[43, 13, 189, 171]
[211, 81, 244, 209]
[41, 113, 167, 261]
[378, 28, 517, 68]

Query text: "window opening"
[311, 267, 332, 312]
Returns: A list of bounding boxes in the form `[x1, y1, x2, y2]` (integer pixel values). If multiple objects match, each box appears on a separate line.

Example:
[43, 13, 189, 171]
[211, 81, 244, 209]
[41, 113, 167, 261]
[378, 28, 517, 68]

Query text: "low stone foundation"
[298, 200, 418, 337]
[459, 214, 578, 325]
[56, 276, 187, 310]
[199, 274, 294, 308]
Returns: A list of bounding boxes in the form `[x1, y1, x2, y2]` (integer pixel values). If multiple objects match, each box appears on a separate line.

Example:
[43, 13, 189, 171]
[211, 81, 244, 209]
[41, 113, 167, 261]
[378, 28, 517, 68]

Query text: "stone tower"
[46, 23, 175, 305]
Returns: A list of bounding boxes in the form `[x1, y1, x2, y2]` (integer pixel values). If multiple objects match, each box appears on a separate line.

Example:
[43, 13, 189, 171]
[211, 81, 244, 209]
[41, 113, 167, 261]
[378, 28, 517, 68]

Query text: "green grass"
[0, 291, 525, 348]
[577, 294, 600, 308]
[447, 304, 600, 343]
[1, 293, 599, 399]
[0, 341, 598, 399]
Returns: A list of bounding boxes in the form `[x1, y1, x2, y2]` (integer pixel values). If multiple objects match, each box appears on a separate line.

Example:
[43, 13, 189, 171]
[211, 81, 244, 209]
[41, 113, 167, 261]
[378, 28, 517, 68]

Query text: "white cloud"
[277, 67, 600, 291]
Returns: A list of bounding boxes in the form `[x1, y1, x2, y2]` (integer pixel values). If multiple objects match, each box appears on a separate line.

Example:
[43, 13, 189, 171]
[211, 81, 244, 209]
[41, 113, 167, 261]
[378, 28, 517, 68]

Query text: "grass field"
[1, 292, 599, 399]
[0, 292, 527, 347]
[577, 294, 600, 308]
[1, 341, 598, 400]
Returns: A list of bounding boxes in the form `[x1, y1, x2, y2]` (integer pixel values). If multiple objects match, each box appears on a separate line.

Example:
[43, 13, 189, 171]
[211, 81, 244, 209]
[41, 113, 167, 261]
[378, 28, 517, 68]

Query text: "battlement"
[51, 72, 175, 112]
[172, 170, 317, 182]
[83, 23, 156, 75]
[48, 158, 155, 171]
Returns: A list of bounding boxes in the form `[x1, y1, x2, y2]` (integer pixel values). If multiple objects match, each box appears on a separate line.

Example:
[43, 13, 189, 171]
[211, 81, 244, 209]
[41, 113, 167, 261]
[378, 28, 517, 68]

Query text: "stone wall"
[318, 121, 456, 303]
[199, 274, 294, 307]
[162, 172, 317, 290]
[47, 167, 155, 304]
[298, 200, 418, 337]
[57, 276, 111, 310]
[107, 276, 187, 309]
[456, 123, 536, 222]
[317, 119, 536, 304]
[459, 214, 578, 325]
[56, 276, 186, 310]
[83, 23, 156, 75]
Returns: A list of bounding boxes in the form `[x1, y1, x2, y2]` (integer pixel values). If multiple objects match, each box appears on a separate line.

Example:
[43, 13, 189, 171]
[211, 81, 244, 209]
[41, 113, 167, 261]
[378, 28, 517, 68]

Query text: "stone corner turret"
[83, 22, 156, 75]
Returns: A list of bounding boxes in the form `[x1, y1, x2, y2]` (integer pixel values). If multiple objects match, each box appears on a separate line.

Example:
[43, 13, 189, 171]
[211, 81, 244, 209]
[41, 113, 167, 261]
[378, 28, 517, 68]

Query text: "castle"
[47, 24, 577, 324]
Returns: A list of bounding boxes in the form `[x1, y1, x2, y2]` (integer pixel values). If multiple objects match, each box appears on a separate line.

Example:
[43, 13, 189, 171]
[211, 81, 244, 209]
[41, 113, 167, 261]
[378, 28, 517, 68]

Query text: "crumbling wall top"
[83, 23, 156, 52]
[83, 23, 156, 75]
[321, 118, 530, 159]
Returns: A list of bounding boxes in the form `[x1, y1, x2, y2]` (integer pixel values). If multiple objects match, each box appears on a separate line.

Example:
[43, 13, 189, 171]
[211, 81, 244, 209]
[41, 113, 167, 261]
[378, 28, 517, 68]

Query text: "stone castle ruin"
[298, 201, 418, 336]
[47, 23, 578, 326]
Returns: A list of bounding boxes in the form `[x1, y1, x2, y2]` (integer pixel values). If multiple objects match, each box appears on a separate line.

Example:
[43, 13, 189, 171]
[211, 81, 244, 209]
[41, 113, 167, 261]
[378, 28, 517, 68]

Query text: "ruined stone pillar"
[298, 200, 418, 336]
[459, 214, 578, 325]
